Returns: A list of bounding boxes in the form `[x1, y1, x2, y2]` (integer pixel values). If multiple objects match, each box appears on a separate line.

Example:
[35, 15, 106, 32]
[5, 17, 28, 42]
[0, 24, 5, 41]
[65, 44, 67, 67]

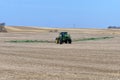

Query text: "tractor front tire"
[60, 39, 63, 44]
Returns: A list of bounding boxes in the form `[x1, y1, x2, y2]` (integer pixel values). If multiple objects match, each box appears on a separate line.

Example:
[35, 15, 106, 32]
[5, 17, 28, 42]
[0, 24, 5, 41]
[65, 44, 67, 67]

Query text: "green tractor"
[55, 32, 72, 44]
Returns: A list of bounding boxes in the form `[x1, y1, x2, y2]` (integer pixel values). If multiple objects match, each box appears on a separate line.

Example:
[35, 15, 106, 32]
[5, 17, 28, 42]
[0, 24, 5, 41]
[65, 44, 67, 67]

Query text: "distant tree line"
[108, 26, 120, 29]
[0, 23, 5, 26]
[0, 22, 7, 32]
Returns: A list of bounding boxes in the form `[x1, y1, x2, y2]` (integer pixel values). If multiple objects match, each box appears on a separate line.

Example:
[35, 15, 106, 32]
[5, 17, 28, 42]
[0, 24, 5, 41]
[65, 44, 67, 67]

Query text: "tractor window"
[60, 32, 67, 36]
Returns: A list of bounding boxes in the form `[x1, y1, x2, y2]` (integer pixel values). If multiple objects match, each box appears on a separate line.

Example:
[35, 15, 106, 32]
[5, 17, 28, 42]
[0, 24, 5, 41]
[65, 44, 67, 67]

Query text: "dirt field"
[0, 26, 120, 80]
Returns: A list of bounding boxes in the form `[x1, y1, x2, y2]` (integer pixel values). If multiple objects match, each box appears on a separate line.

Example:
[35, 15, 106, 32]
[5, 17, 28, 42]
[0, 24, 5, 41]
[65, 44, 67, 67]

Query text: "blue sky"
[0, 0, 120, 28]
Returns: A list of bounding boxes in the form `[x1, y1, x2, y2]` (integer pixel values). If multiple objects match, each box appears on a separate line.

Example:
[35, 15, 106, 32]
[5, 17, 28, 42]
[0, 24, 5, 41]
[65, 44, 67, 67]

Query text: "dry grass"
[0, 26, 120, 80]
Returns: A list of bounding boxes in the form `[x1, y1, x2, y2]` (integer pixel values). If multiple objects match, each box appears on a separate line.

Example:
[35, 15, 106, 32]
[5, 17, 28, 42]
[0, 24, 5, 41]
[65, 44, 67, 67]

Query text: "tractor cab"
[60, 32, 68, 37]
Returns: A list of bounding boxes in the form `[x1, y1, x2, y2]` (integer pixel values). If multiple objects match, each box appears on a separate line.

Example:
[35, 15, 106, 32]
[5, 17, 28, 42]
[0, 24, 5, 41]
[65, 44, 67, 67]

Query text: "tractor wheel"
[65, 40, 67, 44]
[68, 39, 72, 44]
[60, 39, 63, 44]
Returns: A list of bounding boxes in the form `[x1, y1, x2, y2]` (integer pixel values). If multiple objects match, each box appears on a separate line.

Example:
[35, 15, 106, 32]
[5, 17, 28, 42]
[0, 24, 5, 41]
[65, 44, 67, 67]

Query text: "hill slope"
[4, 26, 120, 34]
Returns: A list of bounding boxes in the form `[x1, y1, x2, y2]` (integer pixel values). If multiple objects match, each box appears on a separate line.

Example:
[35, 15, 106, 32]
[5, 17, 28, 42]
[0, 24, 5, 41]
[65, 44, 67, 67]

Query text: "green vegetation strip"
[7, 37, 113, 43]
[74, 37, 113, 42]
[7, 40, 54, 43]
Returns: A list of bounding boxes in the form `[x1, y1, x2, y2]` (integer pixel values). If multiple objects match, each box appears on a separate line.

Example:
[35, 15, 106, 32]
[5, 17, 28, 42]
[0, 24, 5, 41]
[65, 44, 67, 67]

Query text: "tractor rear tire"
[60, 39, 63, 44]
[65, 40, 67, 44]
[68, 39, 72, 44]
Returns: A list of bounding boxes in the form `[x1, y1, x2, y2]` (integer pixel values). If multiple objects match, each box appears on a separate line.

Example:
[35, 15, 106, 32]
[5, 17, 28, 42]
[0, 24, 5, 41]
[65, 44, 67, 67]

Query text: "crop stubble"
[0, 30, 120, 80]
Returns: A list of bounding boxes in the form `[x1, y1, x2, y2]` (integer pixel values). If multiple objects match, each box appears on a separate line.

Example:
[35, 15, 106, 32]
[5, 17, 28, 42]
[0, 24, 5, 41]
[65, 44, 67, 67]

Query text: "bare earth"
[0, 26, 120, 80]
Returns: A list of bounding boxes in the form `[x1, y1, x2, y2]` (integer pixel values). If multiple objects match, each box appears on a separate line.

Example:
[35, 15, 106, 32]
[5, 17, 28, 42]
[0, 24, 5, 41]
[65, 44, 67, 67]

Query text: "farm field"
[0, 26, 120, 80]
